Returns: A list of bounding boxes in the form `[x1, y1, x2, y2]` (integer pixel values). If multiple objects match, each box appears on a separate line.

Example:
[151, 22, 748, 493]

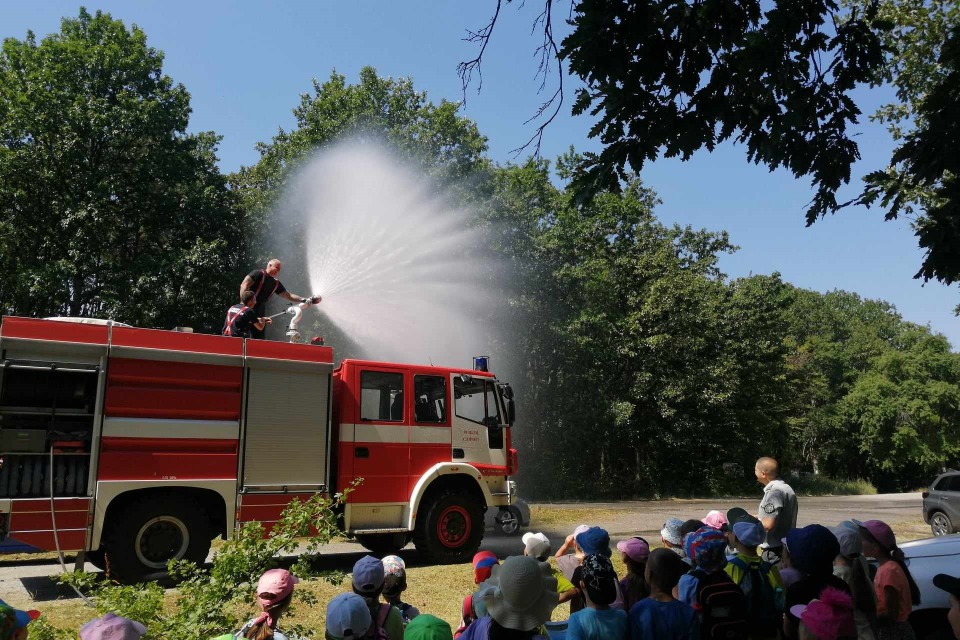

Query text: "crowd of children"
[4, 462, 960, 640]
[2, 516, 959, 640]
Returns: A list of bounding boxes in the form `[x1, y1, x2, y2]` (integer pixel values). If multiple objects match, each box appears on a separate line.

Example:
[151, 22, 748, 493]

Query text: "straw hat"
[483, 556, 559, 631]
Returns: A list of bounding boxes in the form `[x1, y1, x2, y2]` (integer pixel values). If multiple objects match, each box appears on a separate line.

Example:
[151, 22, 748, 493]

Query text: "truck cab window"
[455, 377, 503, 448]
[414, 375, 446, 423]
[360, 371, 404, 422]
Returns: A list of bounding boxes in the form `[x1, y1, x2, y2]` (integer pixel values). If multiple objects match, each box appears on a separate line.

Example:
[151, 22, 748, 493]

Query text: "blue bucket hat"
[575, 527, 612, 557]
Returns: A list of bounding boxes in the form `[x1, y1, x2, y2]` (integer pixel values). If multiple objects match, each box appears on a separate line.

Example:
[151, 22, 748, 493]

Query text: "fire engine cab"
[0, 316, 518, 582]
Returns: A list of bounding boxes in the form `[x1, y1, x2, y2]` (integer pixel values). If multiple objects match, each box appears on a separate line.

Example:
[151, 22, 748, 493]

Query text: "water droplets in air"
[282, 142, 500, 367]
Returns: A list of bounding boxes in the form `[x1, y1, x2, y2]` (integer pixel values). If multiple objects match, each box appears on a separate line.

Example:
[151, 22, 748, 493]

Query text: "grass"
[527, 506, 621, 529]
[21, 514, 933, 638]
[788, 476, 878, 497]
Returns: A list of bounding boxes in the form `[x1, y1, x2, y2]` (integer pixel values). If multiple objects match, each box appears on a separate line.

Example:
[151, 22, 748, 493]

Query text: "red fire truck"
[0, 316, 517, 582]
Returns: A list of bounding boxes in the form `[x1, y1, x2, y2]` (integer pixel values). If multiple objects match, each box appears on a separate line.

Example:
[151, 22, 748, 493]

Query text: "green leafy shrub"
[48, 484, 357, 640]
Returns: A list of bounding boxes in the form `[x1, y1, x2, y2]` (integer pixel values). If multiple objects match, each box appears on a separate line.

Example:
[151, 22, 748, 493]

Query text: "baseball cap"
[784, 525, 840, 575]
[853, 519, 897, 552]
[404, 614, 453, 640]
[575, 527, 612, 557]
[326, 593, 372, 640]
[726, 507, 759, 529]
[473, 550, 500, 584]
[703, 510, 728, 530]
[256, 568, 299, 606]
[617, 537, 650, 563]
[352, 555, 385, 594]
[789, 588, 856, 640]
[522, 532, 552, 559]
[933, 574, 960, 598]
[661, 518, 684, 545]
[381, 555, 407, 597]
[78, 613, 146, 640]
[830, 526, 862, 559]
[382, 555, 406, 576]
[732, 521, 765, 548]
[0, 599, 39, 640]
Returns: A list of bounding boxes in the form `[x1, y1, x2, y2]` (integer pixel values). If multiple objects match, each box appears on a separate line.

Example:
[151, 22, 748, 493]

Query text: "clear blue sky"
[4, 1, 958, 347]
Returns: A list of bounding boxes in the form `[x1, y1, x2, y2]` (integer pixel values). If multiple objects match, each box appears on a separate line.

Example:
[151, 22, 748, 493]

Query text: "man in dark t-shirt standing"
[239, 258, 317, 339]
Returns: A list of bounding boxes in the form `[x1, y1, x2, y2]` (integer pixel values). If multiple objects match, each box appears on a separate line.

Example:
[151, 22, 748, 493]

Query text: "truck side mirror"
[506, 398, 516, 426]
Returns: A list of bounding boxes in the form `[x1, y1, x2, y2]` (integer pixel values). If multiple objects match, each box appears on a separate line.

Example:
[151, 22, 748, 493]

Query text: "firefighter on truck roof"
[239, 258, 318, 340]
[223, 291, 271, 338]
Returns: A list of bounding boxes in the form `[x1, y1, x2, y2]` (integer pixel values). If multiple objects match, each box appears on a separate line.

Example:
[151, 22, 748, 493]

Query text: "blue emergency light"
[473, 356, 490, 372]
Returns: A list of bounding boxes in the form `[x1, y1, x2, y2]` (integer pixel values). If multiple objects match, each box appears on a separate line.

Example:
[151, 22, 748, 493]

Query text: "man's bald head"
[755, 457, 779, 485]
[265, 258, 282, 276]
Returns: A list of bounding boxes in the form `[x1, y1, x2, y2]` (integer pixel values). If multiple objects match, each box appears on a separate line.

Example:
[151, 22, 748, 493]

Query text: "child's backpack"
[365, 603, 391, 640]
[398, 602, 415, 626]
[453, 594, 475, 638]
[689, 568, 748, 640]
[728, 556, 784, 635]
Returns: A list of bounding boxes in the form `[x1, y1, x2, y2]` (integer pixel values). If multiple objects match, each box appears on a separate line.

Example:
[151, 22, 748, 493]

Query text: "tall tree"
[0, 8, 242, 331]
[457, 1, 960, 287]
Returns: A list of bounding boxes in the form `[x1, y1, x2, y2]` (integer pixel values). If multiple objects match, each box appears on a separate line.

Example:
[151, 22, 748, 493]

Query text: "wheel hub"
[498, 509, 519, 534]
[437, 505, 471, 548]
[933, 514, 949, 536]
[135, 516, 190, 569]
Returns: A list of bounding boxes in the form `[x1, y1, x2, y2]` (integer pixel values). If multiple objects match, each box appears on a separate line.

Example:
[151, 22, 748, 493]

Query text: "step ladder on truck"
[0, 316, 518, 582]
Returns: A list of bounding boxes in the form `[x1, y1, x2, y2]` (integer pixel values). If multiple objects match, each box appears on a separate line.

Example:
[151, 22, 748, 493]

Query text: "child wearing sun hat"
[617, 537, 651, 612]
[382, 555, 420, 625]
[0, 600, 40, 640]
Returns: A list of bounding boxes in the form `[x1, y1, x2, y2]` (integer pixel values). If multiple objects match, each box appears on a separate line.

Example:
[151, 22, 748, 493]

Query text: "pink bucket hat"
[789, 588, 856, 640]
[617, 537, 650, 562]
[257, 568, 300, 605]
[853, 519, 897, 551]
[702, 510, 728, 530]
[79, 613, 147, 640]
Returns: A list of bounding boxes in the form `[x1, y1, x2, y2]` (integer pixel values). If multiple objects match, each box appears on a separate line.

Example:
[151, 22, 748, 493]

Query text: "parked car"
[923, 471, 960, 536]
[485, 498, 530, 535]
[900, 534, 960, 639]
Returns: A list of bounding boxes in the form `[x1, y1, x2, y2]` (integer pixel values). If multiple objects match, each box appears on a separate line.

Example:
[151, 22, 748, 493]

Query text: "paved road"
[0, 492, 926, 605]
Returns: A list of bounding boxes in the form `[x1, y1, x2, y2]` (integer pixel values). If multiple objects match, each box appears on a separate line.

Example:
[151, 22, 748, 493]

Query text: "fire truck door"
[241, 367, 331, 491]
[349, 367, 409, 506]
[452, 375, 507, 469]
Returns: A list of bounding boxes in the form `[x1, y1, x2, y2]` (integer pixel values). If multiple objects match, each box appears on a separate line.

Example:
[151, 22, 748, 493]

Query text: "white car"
[900, 534, 960, 638]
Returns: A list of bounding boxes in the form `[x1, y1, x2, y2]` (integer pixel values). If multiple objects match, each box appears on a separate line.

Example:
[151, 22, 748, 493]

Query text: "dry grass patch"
[528, 506, 621, 530]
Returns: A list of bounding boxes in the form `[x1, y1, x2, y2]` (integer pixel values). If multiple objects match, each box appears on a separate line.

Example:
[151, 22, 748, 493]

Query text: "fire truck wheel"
[104, 495, 211, 583]
[355, 533, 410, 555]
[86, 549, 106, 571]
[413, 490, 484, 564]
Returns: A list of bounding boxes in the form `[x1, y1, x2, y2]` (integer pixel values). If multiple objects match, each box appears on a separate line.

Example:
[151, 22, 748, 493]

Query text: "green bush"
[47, 483, 358, 640]
[789, 475, 878, 496]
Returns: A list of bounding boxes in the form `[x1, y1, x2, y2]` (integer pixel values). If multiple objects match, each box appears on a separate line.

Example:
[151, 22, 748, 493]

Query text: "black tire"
[930, 511, 954, 536]
[355, 533, 410, 555]
[103, 494, 212, 584]
[86, 549, 106, 571]
[413, 489, 484, 563]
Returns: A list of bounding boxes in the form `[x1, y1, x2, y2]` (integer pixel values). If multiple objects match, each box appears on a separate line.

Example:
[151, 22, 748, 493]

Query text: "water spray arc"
[278, 142, 501, 367]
